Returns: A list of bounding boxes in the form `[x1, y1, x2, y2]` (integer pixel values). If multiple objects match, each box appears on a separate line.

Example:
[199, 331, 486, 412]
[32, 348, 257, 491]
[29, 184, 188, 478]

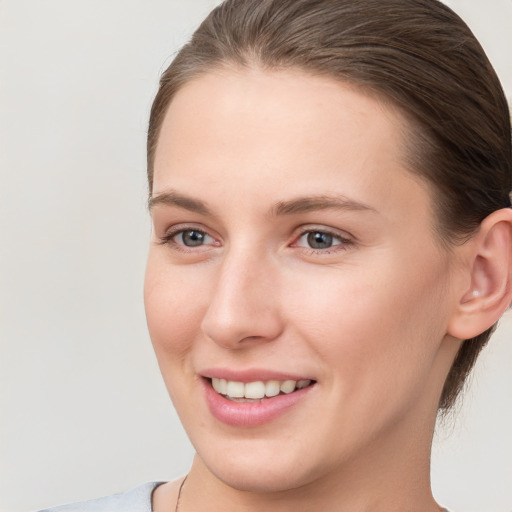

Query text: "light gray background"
[0, 1, 510, 511]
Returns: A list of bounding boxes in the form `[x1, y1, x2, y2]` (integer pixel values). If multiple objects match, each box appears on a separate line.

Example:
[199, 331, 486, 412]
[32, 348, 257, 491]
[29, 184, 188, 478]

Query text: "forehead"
[153, 67, 430, 225]
[155, 67, 406, 167]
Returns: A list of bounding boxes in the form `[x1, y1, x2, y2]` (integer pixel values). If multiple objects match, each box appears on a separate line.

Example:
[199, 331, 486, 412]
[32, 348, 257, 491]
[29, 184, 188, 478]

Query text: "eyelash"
[158, 226, 217, 253]
[293, 227, 354, 255]
[158, 226, 354, 255]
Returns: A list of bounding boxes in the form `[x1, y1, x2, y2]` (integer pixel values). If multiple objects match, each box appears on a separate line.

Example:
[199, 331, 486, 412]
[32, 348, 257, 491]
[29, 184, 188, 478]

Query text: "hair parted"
[147, 0, 511, 410]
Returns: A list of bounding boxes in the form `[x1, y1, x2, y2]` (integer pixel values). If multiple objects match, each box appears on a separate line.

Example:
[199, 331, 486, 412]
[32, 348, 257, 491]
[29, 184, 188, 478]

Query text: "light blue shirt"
[37, 482, 163, 512]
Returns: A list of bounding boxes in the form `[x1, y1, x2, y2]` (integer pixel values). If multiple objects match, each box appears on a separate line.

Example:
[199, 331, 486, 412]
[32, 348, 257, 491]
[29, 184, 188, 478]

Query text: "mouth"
[201, 370, 317, 426]
[209, 377, 314, 402]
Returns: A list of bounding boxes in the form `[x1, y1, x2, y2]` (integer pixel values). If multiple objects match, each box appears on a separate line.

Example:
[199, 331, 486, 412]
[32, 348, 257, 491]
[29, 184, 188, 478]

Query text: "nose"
[200, 249, 284, 349]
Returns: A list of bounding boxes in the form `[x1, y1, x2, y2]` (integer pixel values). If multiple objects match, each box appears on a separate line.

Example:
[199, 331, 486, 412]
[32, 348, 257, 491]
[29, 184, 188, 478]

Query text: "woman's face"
[145, 69, 461, 491]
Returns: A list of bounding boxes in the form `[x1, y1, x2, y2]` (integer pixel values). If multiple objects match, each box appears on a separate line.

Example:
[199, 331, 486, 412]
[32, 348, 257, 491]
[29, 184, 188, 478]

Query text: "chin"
[190, 431, 336, 494]
[203, 454, 321, 493]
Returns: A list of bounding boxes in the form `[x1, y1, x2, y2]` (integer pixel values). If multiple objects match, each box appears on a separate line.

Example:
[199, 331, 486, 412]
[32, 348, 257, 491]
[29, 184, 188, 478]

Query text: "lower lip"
[203, 379, 315, 427]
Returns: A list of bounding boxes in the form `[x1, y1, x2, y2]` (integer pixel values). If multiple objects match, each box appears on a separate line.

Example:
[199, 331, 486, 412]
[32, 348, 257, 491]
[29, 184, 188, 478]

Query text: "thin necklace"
[174, 475, 187, 512]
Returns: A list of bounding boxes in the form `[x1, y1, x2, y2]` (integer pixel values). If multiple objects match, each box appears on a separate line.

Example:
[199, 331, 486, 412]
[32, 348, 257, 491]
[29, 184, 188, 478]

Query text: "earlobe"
[448, 208, 512, 340]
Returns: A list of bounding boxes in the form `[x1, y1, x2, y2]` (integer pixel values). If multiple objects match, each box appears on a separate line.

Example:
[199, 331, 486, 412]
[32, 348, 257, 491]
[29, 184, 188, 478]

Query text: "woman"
[41, 0, 511, 511]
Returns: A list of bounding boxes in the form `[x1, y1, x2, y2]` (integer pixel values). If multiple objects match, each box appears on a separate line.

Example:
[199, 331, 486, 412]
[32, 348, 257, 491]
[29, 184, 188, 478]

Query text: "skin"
[145, 68, 482, 511]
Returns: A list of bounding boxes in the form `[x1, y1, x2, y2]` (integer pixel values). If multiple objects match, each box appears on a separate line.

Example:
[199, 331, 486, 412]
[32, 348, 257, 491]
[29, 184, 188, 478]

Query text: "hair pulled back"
[147, 0, 511, 410]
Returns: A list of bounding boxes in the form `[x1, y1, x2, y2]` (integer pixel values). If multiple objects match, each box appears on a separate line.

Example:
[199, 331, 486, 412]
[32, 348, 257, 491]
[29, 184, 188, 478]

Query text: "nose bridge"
[201, 243, 282, 348]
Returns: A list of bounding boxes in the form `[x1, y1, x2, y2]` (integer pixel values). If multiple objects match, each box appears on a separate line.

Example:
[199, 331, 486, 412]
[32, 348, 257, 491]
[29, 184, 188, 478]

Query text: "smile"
[203, 375, 316, 426]
[211, 378, 312, 401]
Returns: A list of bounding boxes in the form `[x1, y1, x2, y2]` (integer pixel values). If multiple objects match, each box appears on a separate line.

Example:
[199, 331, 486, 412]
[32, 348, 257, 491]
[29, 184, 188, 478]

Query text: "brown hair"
[147, 0, 511, 410]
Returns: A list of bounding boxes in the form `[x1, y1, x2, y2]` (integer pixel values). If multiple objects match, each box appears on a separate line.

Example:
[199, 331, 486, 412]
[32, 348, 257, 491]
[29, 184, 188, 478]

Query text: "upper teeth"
[211, 378, 311, 399]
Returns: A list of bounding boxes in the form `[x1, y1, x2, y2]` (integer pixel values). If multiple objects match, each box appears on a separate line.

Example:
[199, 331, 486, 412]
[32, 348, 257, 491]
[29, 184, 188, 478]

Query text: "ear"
[448, 208, 512, 340]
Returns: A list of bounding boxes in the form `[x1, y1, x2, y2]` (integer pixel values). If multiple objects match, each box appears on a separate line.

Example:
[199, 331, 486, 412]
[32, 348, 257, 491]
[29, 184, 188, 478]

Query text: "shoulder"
[36, 482, 165, 512]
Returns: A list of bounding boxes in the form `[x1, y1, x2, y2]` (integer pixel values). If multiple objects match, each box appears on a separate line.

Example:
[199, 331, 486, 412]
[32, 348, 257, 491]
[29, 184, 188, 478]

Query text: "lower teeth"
[225, 396, 264, 403]
[222, 390, 300, 401]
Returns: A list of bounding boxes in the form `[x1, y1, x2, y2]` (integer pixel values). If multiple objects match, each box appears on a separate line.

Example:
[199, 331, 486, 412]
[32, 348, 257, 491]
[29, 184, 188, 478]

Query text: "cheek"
[144, 253, 208, 359]
[285, 255, 450, 391]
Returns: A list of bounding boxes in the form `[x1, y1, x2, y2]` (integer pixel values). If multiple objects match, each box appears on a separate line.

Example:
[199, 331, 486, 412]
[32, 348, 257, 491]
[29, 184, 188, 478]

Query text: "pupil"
[307, 232, 333, 249]
[183, 230, 204, 246]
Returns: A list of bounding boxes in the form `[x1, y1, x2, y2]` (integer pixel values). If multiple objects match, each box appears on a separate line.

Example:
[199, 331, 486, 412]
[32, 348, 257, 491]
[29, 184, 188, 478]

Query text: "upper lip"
[200, 368, 315, 383]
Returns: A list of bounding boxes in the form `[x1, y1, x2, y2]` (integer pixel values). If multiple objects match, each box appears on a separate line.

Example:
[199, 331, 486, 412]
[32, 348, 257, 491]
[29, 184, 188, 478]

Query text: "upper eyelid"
[166, 226, 213, 239]
[163, 223, 215, 237]
[294, 225, 354, 241]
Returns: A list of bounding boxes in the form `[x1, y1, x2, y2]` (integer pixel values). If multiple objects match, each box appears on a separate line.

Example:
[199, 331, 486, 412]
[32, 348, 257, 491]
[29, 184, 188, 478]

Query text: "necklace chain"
[174, 476, 187, 512]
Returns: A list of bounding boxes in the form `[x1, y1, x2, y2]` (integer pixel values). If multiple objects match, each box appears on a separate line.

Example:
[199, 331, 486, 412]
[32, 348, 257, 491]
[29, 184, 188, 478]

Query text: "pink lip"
[201, 376, 316, 427]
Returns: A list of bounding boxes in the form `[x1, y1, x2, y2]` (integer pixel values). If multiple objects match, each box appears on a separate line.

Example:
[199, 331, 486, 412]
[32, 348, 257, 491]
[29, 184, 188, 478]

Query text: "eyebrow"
[148, 190, 211, 215]
[272, 195, 376, 216]
[148, 189, 376, 217]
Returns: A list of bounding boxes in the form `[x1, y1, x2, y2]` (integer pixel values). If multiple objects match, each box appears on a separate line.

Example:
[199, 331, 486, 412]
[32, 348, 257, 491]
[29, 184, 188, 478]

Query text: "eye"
[175, 229, 213, 247]
[303, 231, 337, 249]
[158, 226, 218, 251]
[293, 228, 352, 252]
